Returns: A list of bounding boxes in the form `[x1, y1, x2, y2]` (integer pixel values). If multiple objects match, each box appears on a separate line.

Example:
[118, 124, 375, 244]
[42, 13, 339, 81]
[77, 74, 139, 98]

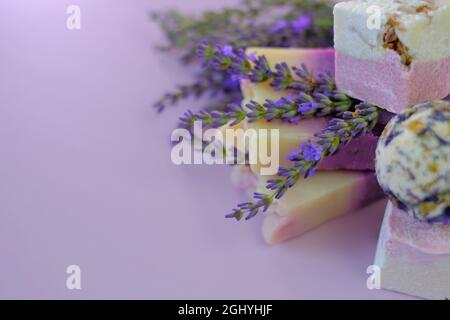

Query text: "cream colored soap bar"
[259, 171, 384, 244]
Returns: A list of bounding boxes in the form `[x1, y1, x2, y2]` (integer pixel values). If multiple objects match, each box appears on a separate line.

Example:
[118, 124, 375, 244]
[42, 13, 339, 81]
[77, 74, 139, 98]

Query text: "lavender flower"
[247, 51, 257, 62]
[297, 101, 317, 113]
[291, 15, 312, 33]
[221, 45, 234, 57]
[248, 56, 272, 83]
[299, 142, 323, 162]
[271, 19, 288, 33]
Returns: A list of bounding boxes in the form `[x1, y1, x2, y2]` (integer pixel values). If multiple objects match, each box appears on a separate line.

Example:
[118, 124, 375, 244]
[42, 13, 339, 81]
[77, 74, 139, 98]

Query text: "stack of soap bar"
[260, 171, 384, 244]
[243, 47, 379, 175]
[374, 202, 450, 299]
[231, 47, 384, 244]
[334, 0, 450, 113]
[373, 101, 450, 298]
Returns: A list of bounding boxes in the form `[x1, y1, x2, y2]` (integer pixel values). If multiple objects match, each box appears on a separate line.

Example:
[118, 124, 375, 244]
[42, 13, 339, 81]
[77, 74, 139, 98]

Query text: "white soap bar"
[334, 0, 450, 62]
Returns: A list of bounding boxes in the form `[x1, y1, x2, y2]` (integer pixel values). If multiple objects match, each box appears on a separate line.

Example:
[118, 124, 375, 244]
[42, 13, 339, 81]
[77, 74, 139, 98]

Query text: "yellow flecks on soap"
[418, 202, 438, 217]
[407, 119, 425, 133]
[428, 162, 439, 173]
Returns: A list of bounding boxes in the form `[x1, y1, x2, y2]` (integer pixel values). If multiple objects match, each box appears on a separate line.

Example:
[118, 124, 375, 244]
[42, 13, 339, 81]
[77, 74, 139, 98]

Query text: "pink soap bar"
[374, 202, 450, 299]
[336, 51, 450, 114]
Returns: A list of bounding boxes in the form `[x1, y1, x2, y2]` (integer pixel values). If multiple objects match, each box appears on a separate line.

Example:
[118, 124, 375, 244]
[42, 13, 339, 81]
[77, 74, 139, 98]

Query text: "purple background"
[0, 0, 411, 299]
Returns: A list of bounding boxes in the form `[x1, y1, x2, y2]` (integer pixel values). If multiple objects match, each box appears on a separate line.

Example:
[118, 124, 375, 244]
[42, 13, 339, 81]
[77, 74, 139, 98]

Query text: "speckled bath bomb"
[376, 100, 450, 223]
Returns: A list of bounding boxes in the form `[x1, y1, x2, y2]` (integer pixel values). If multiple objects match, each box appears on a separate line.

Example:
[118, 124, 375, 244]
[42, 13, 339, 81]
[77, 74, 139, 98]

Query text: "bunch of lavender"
[178, 48, 381, 220]
[153, 0, 334, 113]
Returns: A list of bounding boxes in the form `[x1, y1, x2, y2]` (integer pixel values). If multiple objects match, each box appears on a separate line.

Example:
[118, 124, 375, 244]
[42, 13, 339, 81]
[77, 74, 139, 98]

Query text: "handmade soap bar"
[259, 171, 384, 244]
[376, 101, 450, 223]
[374, 202, 450, 299]
[334, 0, 450, 113]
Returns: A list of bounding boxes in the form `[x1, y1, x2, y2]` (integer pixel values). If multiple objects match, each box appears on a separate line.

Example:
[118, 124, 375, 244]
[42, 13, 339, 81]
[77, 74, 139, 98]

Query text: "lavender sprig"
[226, 102, 380, 221]
[154, 80, 212, 113]
[197, 43, 338, 95]
[180, 90, 355, 130]
[153, 67, 244, 113]
[179, 103, 247, 131]
[197, 42, 273, 83]
[179, 61, 356, 129]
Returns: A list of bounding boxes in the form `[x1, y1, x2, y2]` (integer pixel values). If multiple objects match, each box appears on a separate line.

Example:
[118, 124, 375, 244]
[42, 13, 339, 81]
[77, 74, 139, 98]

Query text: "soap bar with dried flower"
[334, 0, 450, 113]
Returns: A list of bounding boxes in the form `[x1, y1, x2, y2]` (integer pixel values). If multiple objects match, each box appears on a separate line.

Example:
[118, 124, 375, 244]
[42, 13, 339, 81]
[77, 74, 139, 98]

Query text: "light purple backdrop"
[0, 0, 411, 299]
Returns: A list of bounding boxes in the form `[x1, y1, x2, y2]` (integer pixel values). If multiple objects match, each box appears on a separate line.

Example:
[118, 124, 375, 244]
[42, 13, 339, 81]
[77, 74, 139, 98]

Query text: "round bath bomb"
[376, 100, 450, 223]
